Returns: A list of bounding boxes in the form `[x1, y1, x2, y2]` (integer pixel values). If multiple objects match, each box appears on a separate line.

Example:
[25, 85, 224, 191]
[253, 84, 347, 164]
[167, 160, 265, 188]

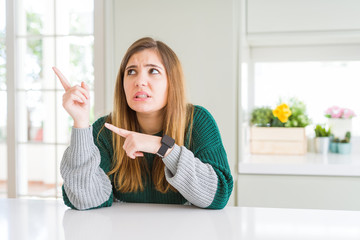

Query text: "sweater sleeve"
[61, 125, 113, 210]
[162, 106, 233, 209]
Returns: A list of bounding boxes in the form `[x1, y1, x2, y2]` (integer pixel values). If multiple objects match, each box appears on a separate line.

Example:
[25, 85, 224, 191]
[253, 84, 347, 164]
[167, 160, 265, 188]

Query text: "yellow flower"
[273, 103, 292, 123]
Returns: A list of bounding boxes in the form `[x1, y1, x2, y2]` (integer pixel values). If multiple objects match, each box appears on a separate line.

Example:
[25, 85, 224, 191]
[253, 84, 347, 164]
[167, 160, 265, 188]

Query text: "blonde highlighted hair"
[105, 37, 194, 193]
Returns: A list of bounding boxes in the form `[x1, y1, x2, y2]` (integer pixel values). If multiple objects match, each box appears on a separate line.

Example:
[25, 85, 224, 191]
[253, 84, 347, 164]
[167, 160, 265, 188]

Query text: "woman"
[54, 37, 233, 210]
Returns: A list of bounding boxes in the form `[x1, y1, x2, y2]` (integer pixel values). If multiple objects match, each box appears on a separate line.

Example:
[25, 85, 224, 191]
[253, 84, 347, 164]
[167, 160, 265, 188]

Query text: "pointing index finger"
[52, 66, 71, 91]
[105, 123, 131, 138]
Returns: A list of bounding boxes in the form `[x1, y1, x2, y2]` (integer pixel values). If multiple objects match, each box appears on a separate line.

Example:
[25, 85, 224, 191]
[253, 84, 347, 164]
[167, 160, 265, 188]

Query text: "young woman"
[54, 37, 233, 210]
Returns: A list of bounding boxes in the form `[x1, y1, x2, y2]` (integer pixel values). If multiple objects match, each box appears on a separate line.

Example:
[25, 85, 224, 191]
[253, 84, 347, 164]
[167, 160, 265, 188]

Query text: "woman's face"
[123, 49, 168, 115]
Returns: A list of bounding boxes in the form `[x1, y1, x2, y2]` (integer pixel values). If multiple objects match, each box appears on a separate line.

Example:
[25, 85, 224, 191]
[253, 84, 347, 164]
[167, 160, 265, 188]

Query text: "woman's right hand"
[52, 67, 90, 128]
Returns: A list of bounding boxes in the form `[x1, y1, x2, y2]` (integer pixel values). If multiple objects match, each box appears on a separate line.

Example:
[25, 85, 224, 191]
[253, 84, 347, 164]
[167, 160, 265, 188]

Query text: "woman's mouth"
[134, 91, 151, 101]
[136, 94, 149, 99]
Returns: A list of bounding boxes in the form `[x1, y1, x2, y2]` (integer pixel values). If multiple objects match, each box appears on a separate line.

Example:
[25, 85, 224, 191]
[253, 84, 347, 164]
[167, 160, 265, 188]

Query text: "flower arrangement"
[325, 106, 356, 119]
[251, 98, 311, 127]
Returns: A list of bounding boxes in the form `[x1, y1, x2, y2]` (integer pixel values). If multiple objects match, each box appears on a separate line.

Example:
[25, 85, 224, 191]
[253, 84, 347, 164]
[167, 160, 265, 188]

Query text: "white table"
[1, 198, 360, 240]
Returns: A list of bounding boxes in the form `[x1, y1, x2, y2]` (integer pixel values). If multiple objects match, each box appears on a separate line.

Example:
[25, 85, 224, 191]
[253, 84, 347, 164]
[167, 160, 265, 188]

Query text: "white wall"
[247, 0, 360, 33]
[105, 0, 239, 205]
[246, 0, 360, 46]
[238, 174, 360, 211]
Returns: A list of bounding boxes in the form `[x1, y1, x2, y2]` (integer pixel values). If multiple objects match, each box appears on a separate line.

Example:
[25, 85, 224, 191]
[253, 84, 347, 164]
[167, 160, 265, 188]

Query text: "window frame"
[239, 35, 360, 175]
[5, 0, 104, 198]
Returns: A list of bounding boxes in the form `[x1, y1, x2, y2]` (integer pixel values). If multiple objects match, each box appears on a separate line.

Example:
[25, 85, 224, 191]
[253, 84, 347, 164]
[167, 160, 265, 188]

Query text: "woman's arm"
[61, 126, 113, 210]
[162, 106, 233, 209]
[163, 144, 232, 209]
[53, 67, 113, 210]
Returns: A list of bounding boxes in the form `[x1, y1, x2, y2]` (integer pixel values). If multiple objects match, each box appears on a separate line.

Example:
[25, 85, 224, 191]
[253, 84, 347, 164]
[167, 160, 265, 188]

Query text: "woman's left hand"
[104, 123, 162, 159]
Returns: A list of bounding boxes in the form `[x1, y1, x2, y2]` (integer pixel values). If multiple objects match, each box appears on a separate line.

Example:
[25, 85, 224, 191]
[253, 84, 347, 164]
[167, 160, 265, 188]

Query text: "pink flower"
[325, 106, 356, 119]
[342, 108, 356, 119]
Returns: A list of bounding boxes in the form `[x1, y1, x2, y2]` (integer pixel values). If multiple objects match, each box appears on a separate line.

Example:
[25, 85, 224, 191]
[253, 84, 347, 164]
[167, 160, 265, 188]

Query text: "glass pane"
[55, 36, 94, 90]
[0, 91, 6, 141]
[0, 142, 6, 198]
[0, 0, 5, 37]
[56, 145, 67, 198]
[18, 38, 55, 90]
[89, 90, 95, 124]
[0, 91, 6, 198]
[17, 91, 56, 143]
[56, 92, 73, 144]
[17, 0, 54, 35]
[0, 38, 5, 90]
[18, 144, 56, 197]
[254, 61, 360, 136]
[56, 0, 94, 35]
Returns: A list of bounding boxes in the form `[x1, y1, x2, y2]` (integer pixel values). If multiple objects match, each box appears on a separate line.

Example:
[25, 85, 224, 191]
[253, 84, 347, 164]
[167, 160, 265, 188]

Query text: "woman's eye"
[149, 68, 160, 74]
[127, 69, 136, 75]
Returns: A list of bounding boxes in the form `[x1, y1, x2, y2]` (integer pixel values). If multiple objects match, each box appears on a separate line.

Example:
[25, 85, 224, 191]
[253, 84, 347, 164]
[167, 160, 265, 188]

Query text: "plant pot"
[327, 118, 352, 139]
[338, 143, 351, 154]
[250, 127, 307, 155]
[315, 137, 330, 154]
[329, 142, 338, 153]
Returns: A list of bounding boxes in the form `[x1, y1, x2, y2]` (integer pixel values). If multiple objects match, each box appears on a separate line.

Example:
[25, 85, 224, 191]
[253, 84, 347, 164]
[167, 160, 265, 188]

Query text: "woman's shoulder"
[192, 105, 218, 126]
[189, 105, 223, 152]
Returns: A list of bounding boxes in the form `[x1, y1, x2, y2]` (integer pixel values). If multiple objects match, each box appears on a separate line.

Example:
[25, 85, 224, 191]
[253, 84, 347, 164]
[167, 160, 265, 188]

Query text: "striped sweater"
[61, 105, 233, 210]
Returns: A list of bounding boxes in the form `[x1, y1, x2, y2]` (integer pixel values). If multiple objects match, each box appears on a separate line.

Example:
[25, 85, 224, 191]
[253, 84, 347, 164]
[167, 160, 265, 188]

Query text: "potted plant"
[329, 137, 340, 153]
[325, 106, 356, 139]
[338, 131, 351, 154]
[314, 124, 331, 154]
[250, 98, 311, 155]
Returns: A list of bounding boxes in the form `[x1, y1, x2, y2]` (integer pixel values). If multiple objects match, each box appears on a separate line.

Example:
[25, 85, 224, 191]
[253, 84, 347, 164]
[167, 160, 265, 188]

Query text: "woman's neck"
[136, 110, 164, 135]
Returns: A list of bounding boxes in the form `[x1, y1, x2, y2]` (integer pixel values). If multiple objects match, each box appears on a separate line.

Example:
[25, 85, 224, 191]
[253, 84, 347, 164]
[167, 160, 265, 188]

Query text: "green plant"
[250, 98, 311, 128]
[314, 124, 331, 137]
[340, 131, 351, 143]
[250, 107, 273, 126]
[284, 98, 311, 127]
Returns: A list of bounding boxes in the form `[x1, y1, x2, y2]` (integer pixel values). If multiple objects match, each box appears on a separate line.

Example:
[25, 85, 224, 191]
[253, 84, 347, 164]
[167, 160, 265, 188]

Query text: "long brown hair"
[105, 37, 194, 193]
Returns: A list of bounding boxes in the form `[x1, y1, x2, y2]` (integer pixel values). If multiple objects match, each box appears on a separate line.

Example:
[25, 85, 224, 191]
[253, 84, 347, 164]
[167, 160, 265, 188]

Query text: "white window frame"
[5, 0, 105, 198]
[238, 35, 360, 176]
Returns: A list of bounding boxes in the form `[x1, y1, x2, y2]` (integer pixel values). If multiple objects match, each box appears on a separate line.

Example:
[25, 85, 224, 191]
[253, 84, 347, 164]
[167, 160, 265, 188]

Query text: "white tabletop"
[1, 198, 360, 240]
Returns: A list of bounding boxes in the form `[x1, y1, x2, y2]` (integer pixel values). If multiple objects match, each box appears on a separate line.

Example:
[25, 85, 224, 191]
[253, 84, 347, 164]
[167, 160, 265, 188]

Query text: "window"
[253, 61, 360, 136]
[0, 0, 6, 198]
[3, 0, 95, 198]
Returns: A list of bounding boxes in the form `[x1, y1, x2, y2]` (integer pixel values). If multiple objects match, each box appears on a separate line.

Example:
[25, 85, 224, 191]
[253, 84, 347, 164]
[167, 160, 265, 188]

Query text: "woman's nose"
[134, 71, 148, 87]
